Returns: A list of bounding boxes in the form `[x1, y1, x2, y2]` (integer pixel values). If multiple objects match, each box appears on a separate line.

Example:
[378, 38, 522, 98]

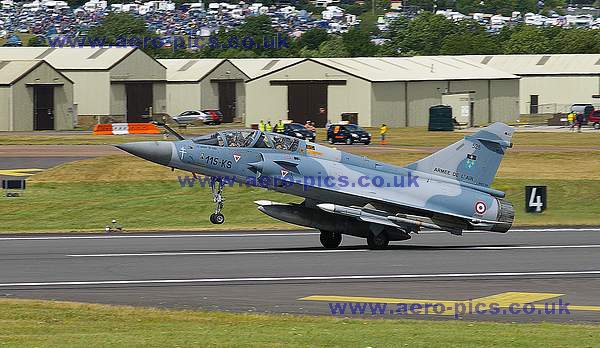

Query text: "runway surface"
[1, 228, 600, 322]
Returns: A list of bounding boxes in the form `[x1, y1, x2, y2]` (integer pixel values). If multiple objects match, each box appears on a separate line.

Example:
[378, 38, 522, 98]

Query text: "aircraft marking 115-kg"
[117, 122, 515, 249]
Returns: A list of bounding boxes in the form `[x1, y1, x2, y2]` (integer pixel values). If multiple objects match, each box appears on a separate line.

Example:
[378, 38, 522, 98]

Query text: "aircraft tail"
[405, 122, 514, 188]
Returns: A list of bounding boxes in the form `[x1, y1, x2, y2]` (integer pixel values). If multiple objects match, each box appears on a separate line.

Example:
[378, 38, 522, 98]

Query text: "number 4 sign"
[525, 186, 547, 213]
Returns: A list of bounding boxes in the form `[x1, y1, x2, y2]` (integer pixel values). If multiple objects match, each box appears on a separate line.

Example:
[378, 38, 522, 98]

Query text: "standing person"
[325, 119, 332, 130]
[276, 120, 285, 133]
[380, 123, 388, 145]
[258, 120, 265, 131]
[266, 121, 273, 132]
[567, 112, 575, 131]
[576, 113, 584, 133]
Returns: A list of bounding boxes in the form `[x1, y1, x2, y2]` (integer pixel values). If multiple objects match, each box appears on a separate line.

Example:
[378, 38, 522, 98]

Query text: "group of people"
[258, 120, 285, 133]
[567, 112, 585, 132]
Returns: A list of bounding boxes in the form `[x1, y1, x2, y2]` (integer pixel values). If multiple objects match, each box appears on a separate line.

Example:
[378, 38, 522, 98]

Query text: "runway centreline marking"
[68, 249, 369, 257]
[0, 232, 319, 241]
[1, 270, 599, 287]
[1, 228, 600, 241]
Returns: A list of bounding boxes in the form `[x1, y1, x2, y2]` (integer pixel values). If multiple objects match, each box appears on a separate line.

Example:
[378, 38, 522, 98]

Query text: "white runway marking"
[0, 232, 319, 241]
[467, 245, 600, 250]
[68, 249, 368, 257]
[1, 270, 599, 287]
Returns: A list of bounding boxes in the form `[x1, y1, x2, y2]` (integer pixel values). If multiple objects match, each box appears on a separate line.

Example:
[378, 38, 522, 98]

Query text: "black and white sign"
[525, 186, 547, 213]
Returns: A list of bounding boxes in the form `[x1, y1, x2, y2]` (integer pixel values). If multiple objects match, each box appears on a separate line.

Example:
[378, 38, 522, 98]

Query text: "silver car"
[172, 110, 211, 125]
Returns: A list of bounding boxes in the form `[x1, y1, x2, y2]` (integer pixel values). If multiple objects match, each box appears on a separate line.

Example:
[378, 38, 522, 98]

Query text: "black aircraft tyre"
[367, 231, 389, 250]
[320, 230, 342, 249]
[210, 213, 225, 224]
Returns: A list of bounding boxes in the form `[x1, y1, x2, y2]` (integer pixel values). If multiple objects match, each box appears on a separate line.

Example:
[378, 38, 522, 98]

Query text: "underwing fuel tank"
[254, 200, 369, 237]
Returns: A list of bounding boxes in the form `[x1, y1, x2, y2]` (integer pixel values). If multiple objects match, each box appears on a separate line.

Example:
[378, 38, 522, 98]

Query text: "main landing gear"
[209, 176, 225, 224]
[320, 230, 342, 249]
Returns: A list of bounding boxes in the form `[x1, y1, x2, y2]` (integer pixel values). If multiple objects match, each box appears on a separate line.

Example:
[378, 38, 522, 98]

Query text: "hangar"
[0, 60, 74, 131]
[159, 59, 248, 122]
[0, 47, 167, 126]
[463, 54, 600, 115]
[240, 57, 520, 127]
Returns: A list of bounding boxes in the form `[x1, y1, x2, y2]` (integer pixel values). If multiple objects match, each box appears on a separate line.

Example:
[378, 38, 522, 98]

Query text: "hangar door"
[126, 83, 153, 123]
[287, 83, 327, 127]
[218, 81, 236, 123]
[33, 86, 54, 130]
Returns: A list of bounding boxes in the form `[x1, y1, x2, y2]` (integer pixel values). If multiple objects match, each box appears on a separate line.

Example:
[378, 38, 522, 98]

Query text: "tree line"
[32, 12, 600, 57]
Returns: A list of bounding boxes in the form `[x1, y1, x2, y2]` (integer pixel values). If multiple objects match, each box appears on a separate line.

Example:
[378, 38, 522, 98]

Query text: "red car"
[589, 110, 600, 130]
[201, 110, 224, 125]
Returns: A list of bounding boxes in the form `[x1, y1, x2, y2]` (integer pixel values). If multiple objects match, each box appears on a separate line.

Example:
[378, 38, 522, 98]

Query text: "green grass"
[1, 177, 598, 233]
[0, 299, 598, 348]
[2, 127, 600, 147]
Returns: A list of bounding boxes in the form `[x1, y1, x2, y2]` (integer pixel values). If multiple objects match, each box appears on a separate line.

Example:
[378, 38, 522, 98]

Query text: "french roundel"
[474, 201, 487, 215]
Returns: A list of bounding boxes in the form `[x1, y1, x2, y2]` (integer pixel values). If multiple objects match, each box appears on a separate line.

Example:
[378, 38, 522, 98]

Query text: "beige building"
[0, 60, 74, 131]
[463, 54, 600, 115]
[159, 59, 248, 122]
[0, 47, 166, 126]
[238, 57, 519, 127]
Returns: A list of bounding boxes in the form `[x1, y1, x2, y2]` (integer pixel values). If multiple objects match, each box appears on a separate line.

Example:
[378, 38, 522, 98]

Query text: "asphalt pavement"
[1, 228, 599, 322]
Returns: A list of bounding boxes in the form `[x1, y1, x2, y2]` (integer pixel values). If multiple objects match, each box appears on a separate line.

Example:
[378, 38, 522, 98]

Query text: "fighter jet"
[116, 122, 515, 249]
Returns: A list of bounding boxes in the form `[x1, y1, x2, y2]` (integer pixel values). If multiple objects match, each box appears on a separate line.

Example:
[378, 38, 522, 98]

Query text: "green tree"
[86, 13, 159, 55]
[386, 12, 459, 56]
[550, 29, 600, 54]
[297, 28, 329, 50]
[318, 36, 350, 57]
[342, 28, 379, 57]
[503, 26, 550, 54]
[27, 36, 47, 47]
[440, 32, 500, 55]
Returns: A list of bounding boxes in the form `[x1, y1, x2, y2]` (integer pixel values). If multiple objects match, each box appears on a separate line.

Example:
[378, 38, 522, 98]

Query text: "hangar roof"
[312, 57, 518, 82]
[158, 59, 226, 82]
[229, 58, 303, 79]
[0, 60, 42, 85]
[0, 47, 137, 70]
[462, 54, 600, 75]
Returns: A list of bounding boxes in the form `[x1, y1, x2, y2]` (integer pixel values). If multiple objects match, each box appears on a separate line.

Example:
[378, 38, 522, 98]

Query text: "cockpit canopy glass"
[192, 130, 300, 151]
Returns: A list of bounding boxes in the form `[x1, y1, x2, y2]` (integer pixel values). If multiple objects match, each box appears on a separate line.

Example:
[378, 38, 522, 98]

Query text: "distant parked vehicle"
[201, 109, 224, 125]
[172, 110, 212, 125]
[327, 123, 371, 145]
[283, 122, 315, 142]
[588, 109, 600, 129]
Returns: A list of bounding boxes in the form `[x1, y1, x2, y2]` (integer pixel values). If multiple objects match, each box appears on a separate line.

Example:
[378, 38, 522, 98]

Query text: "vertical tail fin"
[406, 123, 514, 188]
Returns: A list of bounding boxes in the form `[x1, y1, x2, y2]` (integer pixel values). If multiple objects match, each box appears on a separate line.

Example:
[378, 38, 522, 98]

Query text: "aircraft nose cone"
[116, 141, 173, 166]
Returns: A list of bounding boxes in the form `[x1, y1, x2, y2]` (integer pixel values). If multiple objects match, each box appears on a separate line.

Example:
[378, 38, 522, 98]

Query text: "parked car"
[172, 110, 211, 125]
[201, 109, 224, 125]
[588, 109, 600, 129]
[327, 123, 371, 145]
[282, 122, 315, 142]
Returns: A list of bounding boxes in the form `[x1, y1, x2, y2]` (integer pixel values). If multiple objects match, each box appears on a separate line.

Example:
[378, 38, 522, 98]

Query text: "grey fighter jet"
[116, 122, 515, 249]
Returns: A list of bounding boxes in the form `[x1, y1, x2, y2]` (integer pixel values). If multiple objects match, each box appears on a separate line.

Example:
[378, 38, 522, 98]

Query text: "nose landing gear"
[209, 176, 225, 224]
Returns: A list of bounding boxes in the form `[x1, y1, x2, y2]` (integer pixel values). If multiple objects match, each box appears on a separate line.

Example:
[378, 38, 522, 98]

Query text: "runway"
[1, 228, 600, 322]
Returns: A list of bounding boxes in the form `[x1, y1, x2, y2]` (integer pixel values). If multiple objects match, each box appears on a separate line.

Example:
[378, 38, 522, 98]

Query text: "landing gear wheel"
[345, 138, 353, 145]
[210, 213, 225, 224]
[594, 123, 600, 130]
[328, 137, 334, 144]
[367, 232, 389, 250]
[209, 176, 225, 224]
[320, 230, 342, 249]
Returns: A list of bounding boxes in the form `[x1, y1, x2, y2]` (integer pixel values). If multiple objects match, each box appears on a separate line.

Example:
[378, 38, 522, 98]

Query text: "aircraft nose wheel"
[210, 213, 225, 224]
[209, 176, 225, 224]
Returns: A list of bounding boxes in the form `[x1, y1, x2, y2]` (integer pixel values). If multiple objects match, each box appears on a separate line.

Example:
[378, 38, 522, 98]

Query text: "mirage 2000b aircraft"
[116, 122, 515, 249]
